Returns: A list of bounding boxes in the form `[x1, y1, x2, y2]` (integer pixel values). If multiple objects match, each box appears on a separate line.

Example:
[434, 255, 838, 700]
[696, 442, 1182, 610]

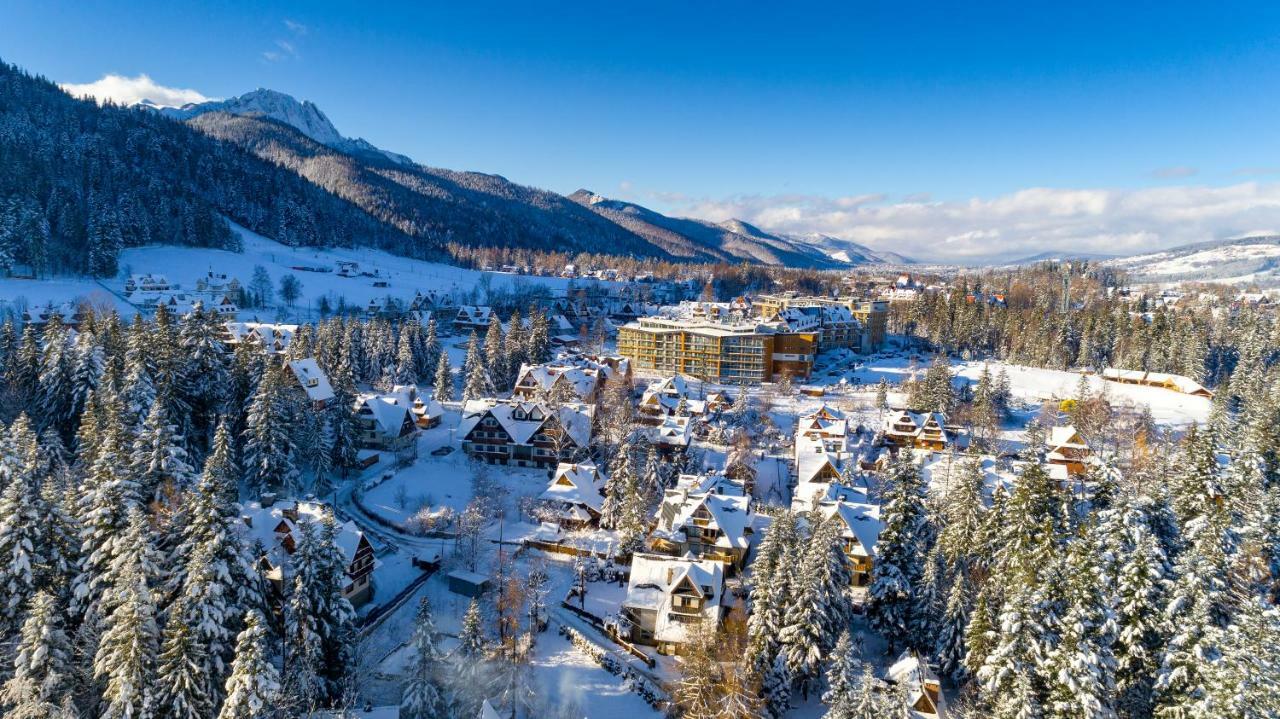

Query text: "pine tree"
[177, 304, 230, 447]
[869, 449, 927, 653]
[241, 363, 298, 497]
[36, 314, 74, 435]
[422, 318, 442, 384]
[154, 598, 212, 719]
[462, 332, 489, 401]
[1045, 533, 1118, 719]
[976, 573, 1050, 718]
[327, 360, 360, 474]
[393, 329, 417, 385]
[483, 318, 506, 392]
[217, 611, 280, 719]
[452, 599, 493, 717]
[71, 412, 143, 624]
[94, 509, 161, 719]
[526, 310, 550, 365]
[822, 630, 862, 710]
[401, 596, 450, 719]
[131, 398, 196, 503]
[433, 352, 454, 402]
[0, 590, 74, 718]
[0, 415, 46, 640]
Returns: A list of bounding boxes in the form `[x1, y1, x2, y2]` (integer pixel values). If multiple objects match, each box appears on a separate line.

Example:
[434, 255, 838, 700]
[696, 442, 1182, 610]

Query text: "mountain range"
[138, 87, 908, 267]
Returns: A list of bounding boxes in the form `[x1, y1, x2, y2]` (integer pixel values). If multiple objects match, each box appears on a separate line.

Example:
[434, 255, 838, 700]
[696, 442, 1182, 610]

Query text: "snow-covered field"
[0, 223, 618, 321]
[1108, 239, 1280, 286]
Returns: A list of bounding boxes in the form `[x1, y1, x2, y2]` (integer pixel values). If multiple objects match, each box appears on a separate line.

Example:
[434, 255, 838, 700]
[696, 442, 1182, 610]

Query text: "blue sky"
[7, 1, 1280, 261]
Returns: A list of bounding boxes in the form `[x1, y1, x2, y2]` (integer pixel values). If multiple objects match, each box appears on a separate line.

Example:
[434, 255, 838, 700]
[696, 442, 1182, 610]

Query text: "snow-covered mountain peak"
[150, 88, 413, 165]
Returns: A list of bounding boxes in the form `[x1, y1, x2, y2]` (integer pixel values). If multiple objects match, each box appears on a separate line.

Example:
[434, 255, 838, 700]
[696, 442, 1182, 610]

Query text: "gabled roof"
[661, 491, 752, 550]
[1047, 425, 1088, 450]
[458, 399, 594, 448]
[819, 500, 883, 559]
[540, 461, 606, 514]
[624, 553, 724, 644]
[287, 358, 335, 403]
[514, 363, 601, 400]
[356, 392, 416, 436]
[886, 651, 945, 718]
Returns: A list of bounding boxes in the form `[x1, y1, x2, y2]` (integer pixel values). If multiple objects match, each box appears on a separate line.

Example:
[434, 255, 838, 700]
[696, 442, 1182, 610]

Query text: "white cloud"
[284, 19, 309, 35]
[673, 182, 1280, 263]
[59, 74, 214, 108]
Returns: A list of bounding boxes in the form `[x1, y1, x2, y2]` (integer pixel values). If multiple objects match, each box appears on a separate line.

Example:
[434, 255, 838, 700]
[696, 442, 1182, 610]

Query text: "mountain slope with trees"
[0, 60, 419, 277]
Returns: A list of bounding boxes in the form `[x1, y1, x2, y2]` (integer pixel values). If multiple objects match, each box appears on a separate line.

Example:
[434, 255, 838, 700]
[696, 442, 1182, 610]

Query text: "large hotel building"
[616, 315, 817, 383]
[616, 296, 888, 384]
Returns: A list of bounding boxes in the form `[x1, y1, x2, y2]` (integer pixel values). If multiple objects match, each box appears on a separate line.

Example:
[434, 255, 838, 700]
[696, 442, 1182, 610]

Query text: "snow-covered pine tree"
[312, 514, 357, 701]
[0, 415, 47, 641]
[526, 310, 550, 365]
[1045, 532, 1118, 719]
[745, 510, 797, 710]
[217, 610, 281, 719]
[0, 590, 74, 717]
[68, 327, 105, 432]
[422, 318, 441, 384]
[177, 304, 230, 448]
[598, 436, 635, 530]
[327, 360, 360, 475]
[975, 571, 1050, 718]
[432, 352, 454, 402]
[94, 509, 162, 719]
[451, 599, 493, 717]
[71, 410, 143, 624]
[868, 448, 927, 654]
[241, 363, 298, 497]
[1096, 500, 1171, 718]
[131, 398, 197, 503]
[462, 332, 490, 401]
[154, 596, 212, 719]
[483, 318, 506, 392]
[393, 329, 417, 385]
[36, 314, 74, 436]
[822, 630, 861, 710]
[401, 596, 450, 719]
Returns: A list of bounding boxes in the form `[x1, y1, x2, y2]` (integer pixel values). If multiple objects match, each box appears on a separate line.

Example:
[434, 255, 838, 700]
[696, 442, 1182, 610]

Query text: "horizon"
[7, 1, 1280, 263]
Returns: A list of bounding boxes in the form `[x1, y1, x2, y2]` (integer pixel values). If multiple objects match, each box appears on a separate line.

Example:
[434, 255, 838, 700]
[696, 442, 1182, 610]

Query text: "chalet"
[241, 500, 378, 606]
[453, 305, 495, 334]
[638, 376, 708, 419]
[883, 410, 952, 451]
[704, 390, 735, 414]
[223, 322, 299, 355]
[22, 303, 85, 329]
[538, 461, 606, 528]
[1100, 368, 1213, 398]
[411, 395, 445, 429]
[353, 391, 419, 452]
[797, 404, 850, 440]
[287, 358, 335, 410]
[651, 479, 753, 569]
[124, 273, 172, 293]
[653, 415, 693, 453]
[511, 362, 603, 403]
[795, 433, 847, 484]
[1046, 425, 1091, 475]
[815, 499, 883, 588]
[885, 651, 947, 718]
[457, 399, 594, 468]
[617, 553, 725, 655]
[195, 271, 241, 294]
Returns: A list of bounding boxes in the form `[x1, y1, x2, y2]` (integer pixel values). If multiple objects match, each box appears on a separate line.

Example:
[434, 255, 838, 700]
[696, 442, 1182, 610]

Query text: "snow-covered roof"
[791, 480, 870, 513]
[356, 392, 416, 436]
[287, 358, 335, 403]
[240, 500, 369, 570]
[540, 461, 606, 514]
[885, 651, 945, 718]
[458, 399, 594, 449]
[653, 415, 693, 447]
[819, 500, 883, 559]
[1101, 368, 1212, 396]
[624, 553, 724, 644]
[660, 491, 752, 551]
[513, 362, 601, 400]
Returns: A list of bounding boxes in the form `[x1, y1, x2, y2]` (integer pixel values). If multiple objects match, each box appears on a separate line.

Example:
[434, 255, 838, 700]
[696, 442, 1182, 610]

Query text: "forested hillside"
[0, 61, 420, 277]
[187, 111, 667, 260]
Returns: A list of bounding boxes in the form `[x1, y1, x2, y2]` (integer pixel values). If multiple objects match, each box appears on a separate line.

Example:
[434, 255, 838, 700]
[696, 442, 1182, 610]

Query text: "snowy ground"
[0, 222, 619, 322]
